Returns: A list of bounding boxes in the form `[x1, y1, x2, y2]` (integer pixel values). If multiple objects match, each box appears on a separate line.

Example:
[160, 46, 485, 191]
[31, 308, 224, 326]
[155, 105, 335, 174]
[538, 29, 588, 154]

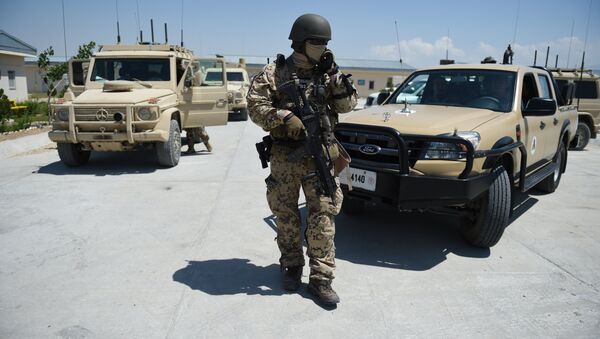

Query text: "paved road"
[1, 122, 599, 338]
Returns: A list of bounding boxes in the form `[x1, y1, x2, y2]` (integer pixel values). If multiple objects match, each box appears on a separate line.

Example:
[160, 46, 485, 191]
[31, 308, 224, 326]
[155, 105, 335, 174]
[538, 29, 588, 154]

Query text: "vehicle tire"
[569, 122, 590, 151]
[341, 196, 365, 215]
[156, 119, 181, 167]
[460, 165, 511, 248]
[536, 141, 566, 193]
[240, 108, 249, 121]
[57, 142, 90, 167]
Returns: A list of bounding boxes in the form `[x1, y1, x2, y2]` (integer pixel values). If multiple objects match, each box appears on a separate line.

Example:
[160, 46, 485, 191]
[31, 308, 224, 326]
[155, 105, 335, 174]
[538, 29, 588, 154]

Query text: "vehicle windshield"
[90, 58, 170, 82]
[227, 72, 244, 82]
[387, 69, 516, 112]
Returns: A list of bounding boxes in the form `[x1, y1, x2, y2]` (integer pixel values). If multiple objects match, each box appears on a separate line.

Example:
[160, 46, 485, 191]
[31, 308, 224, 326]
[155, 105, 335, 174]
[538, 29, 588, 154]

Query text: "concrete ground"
[0, 121, 599, 338]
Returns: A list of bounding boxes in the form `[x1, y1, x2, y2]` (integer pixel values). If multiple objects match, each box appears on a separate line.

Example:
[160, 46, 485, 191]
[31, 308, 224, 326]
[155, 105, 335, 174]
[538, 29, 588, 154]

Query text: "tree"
[75, 41, 96, 59]
[0, 88, 11, 123]
[37, 41, 96, 120]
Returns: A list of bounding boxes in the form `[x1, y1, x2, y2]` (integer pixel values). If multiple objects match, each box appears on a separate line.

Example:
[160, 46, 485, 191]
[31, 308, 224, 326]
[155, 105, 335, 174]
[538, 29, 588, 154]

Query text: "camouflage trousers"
[185, 127, 209, 148]
[265, 143, 343, 282]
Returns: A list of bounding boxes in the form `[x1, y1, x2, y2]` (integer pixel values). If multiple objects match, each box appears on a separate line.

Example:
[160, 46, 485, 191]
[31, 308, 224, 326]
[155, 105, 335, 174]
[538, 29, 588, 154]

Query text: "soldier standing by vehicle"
[185, 127, 212, 153]
[247, 13, 357, 306]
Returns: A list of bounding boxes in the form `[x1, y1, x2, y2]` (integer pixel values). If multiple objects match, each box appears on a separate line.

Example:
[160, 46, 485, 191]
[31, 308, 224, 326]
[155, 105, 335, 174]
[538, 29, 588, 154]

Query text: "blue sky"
[1, 0, 598, 68]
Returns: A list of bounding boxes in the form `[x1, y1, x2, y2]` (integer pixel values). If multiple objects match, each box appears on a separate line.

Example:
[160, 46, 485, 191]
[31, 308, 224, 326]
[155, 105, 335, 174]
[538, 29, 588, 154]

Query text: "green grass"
[0, 100, 50, 133]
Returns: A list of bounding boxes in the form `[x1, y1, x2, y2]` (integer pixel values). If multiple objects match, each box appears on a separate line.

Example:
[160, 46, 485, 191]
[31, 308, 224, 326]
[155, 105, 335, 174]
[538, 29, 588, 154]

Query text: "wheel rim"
[575, 129, 585, 148]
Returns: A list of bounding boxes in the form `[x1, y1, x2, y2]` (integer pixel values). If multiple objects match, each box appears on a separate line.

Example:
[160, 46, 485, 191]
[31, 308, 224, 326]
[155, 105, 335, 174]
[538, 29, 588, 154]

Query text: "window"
[388, 69, 516, 112]
[522, 73, 539, 109]
[8, 71, 16, 90]
[90, 58, 170, 81]
[227, 72, 244, 82]
[369, 80, 374, 90]
[71, 61, 87, 86]
[537, 74, 552, 99]
[198, 60, 225, 86]
[574, 81, 598, 99]
[357, 79, 365, 86]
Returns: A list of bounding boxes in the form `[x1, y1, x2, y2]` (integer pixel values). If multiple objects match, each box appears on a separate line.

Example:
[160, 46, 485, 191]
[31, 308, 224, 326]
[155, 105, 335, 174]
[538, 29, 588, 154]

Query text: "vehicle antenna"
[180, 0, 185, 47]
[115, 0, 121, 43]
[151, 19, 155, 44]
[445, 27, 449, 61]
[140, 30, 143, 44]
[533, 50, 537, 66]
[577, 0, 592, 108]
[394, 20, 402, 69]
[512, 0, 520, 45]
[544, 46, 550, 68]
[566, 19, 574, 67]
[555, 54, 559, 68]
[61, 0, 68, 61]
[165, 23, 168, 44]
[136, 0, 141, 34]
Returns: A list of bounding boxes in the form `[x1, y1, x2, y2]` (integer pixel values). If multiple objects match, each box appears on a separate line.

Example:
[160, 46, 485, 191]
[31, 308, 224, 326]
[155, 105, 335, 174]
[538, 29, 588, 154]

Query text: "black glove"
[318, 50, 338, 75]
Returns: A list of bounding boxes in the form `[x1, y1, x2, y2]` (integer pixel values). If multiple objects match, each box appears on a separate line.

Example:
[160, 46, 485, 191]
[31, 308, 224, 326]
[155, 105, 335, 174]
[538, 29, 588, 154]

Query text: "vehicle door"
[68, 58, 89, 97]
[181, 58, 228, 127]
[535, 72, 561, 161]
[520, 72, 547, 168]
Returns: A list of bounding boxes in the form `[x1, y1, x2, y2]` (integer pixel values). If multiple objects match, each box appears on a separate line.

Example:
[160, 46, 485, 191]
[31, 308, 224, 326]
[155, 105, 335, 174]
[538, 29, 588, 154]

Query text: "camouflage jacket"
[247, 55, 357, 139]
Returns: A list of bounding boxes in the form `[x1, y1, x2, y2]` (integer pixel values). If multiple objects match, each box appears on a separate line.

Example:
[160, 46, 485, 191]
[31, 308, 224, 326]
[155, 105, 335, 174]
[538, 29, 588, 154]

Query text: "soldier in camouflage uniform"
[185, 127, 212, 154]
[247, 13, 357, 305]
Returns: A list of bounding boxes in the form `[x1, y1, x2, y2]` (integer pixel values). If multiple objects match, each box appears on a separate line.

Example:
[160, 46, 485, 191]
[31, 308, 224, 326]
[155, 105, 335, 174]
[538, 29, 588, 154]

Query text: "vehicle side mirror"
[522, 97, 557, 116]
[376, 92, 390, 105]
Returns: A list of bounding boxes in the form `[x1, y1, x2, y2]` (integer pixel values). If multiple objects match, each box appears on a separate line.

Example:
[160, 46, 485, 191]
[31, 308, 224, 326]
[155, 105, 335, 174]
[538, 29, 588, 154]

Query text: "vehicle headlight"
[422, 131, 480, 160]
[136, 106, 158, 121]
[227, 91, 234, 103]
[56, 108, 69, 121]
[456, 131, 481, 150]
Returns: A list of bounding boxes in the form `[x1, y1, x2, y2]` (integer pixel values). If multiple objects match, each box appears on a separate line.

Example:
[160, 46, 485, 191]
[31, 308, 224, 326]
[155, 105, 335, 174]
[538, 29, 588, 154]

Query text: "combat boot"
[204, 140, 213, 152]
[308, 279, 340, 305]
[282, 266, 302, 291]
[186, 144, 196, 154]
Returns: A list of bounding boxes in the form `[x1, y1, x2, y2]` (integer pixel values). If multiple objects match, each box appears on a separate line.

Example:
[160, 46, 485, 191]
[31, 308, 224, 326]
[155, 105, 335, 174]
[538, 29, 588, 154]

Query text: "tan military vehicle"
[335, 64, 577, 248]
[549, 68, 600, 150]
[49, 43, 229, 167]
[205, 63, 250, 121]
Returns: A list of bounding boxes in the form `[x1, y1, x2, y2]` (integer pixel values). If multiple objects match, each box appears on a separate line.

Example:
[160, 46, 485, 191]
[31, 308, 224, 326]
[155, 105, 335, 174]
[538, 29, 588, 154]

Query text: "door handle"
[540, 121, 546, 130]
[553, 118, 559, 126]
[216, 99, 226, 107]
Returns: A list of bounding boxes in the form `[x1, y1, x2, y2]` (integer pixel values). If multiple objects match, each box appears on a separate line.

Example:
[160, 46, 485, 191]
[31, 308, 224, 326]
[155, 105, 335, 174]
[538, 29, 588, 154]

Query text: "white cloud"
[369, 36, 599, 69]
[370, 37, 465, 68]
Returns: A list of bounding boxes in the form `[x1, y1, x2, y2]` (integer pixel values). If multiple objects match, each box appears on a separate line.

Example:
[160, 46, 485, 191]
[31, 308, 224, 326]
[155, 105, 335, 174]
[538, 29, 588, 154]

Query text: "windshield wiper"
[132, 78, 153, 88]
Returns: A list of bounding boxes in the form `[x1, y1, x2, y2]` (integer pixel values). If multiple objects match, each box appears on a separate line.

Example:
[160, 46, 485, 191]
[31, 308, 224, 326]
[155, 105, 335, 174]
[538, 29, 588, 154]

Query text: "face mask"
[304, 42, 327, 63]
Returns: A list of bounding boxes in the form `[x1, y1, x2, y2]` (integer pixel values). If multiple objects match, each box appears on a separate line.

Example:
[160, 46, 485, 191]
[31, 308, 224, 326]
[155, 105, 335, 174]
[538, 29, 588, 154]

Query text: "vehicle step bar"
[522, 162, 558, 191]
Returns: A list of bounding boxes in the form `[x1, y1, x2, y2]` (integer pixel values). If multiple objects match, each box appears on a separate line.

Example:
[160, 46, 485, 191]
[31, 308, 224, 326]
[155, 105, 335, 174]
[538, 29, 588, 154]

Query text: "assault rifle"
[277, 76, 337, 202]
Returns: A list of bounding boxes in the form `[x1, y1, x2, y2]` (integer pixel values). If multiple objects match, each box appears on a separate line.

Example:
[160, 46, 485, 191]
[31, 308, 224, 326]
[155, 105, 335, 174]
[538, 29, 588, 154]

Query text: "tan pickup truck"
[49, 43, 229, 167]
[335, 64, 577, 248]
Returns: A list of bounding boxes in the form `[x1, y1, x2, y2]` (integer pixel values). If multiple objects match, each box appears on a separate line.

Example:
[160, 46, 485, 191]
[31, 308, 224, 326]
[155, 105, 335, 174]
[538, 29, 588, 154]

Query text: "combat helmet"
[288, 13, 331, 42]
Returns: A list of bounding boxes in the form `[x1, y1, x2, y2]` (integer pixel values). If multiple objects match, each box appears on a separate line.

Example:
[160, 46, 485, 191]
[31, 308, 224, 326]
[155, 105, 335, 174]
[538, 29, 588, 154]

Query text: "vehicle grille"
[74, 107, 127, 121]
[335, 129, 424, 170]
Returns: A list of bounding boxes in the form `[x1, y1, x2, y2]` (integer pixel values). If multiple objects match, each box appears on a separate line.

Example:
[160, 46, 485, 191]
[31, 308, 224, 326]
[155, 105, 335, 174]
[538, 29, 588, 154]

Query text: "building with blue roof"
[0, 30, 37, 101]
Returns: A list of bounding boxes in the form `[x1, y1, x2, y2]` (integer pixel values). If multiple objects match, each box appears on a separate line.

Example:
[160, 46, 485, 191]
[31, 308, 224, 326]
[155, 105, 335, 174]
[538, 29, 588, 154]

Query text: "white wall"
[0, 54, 28, 101]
